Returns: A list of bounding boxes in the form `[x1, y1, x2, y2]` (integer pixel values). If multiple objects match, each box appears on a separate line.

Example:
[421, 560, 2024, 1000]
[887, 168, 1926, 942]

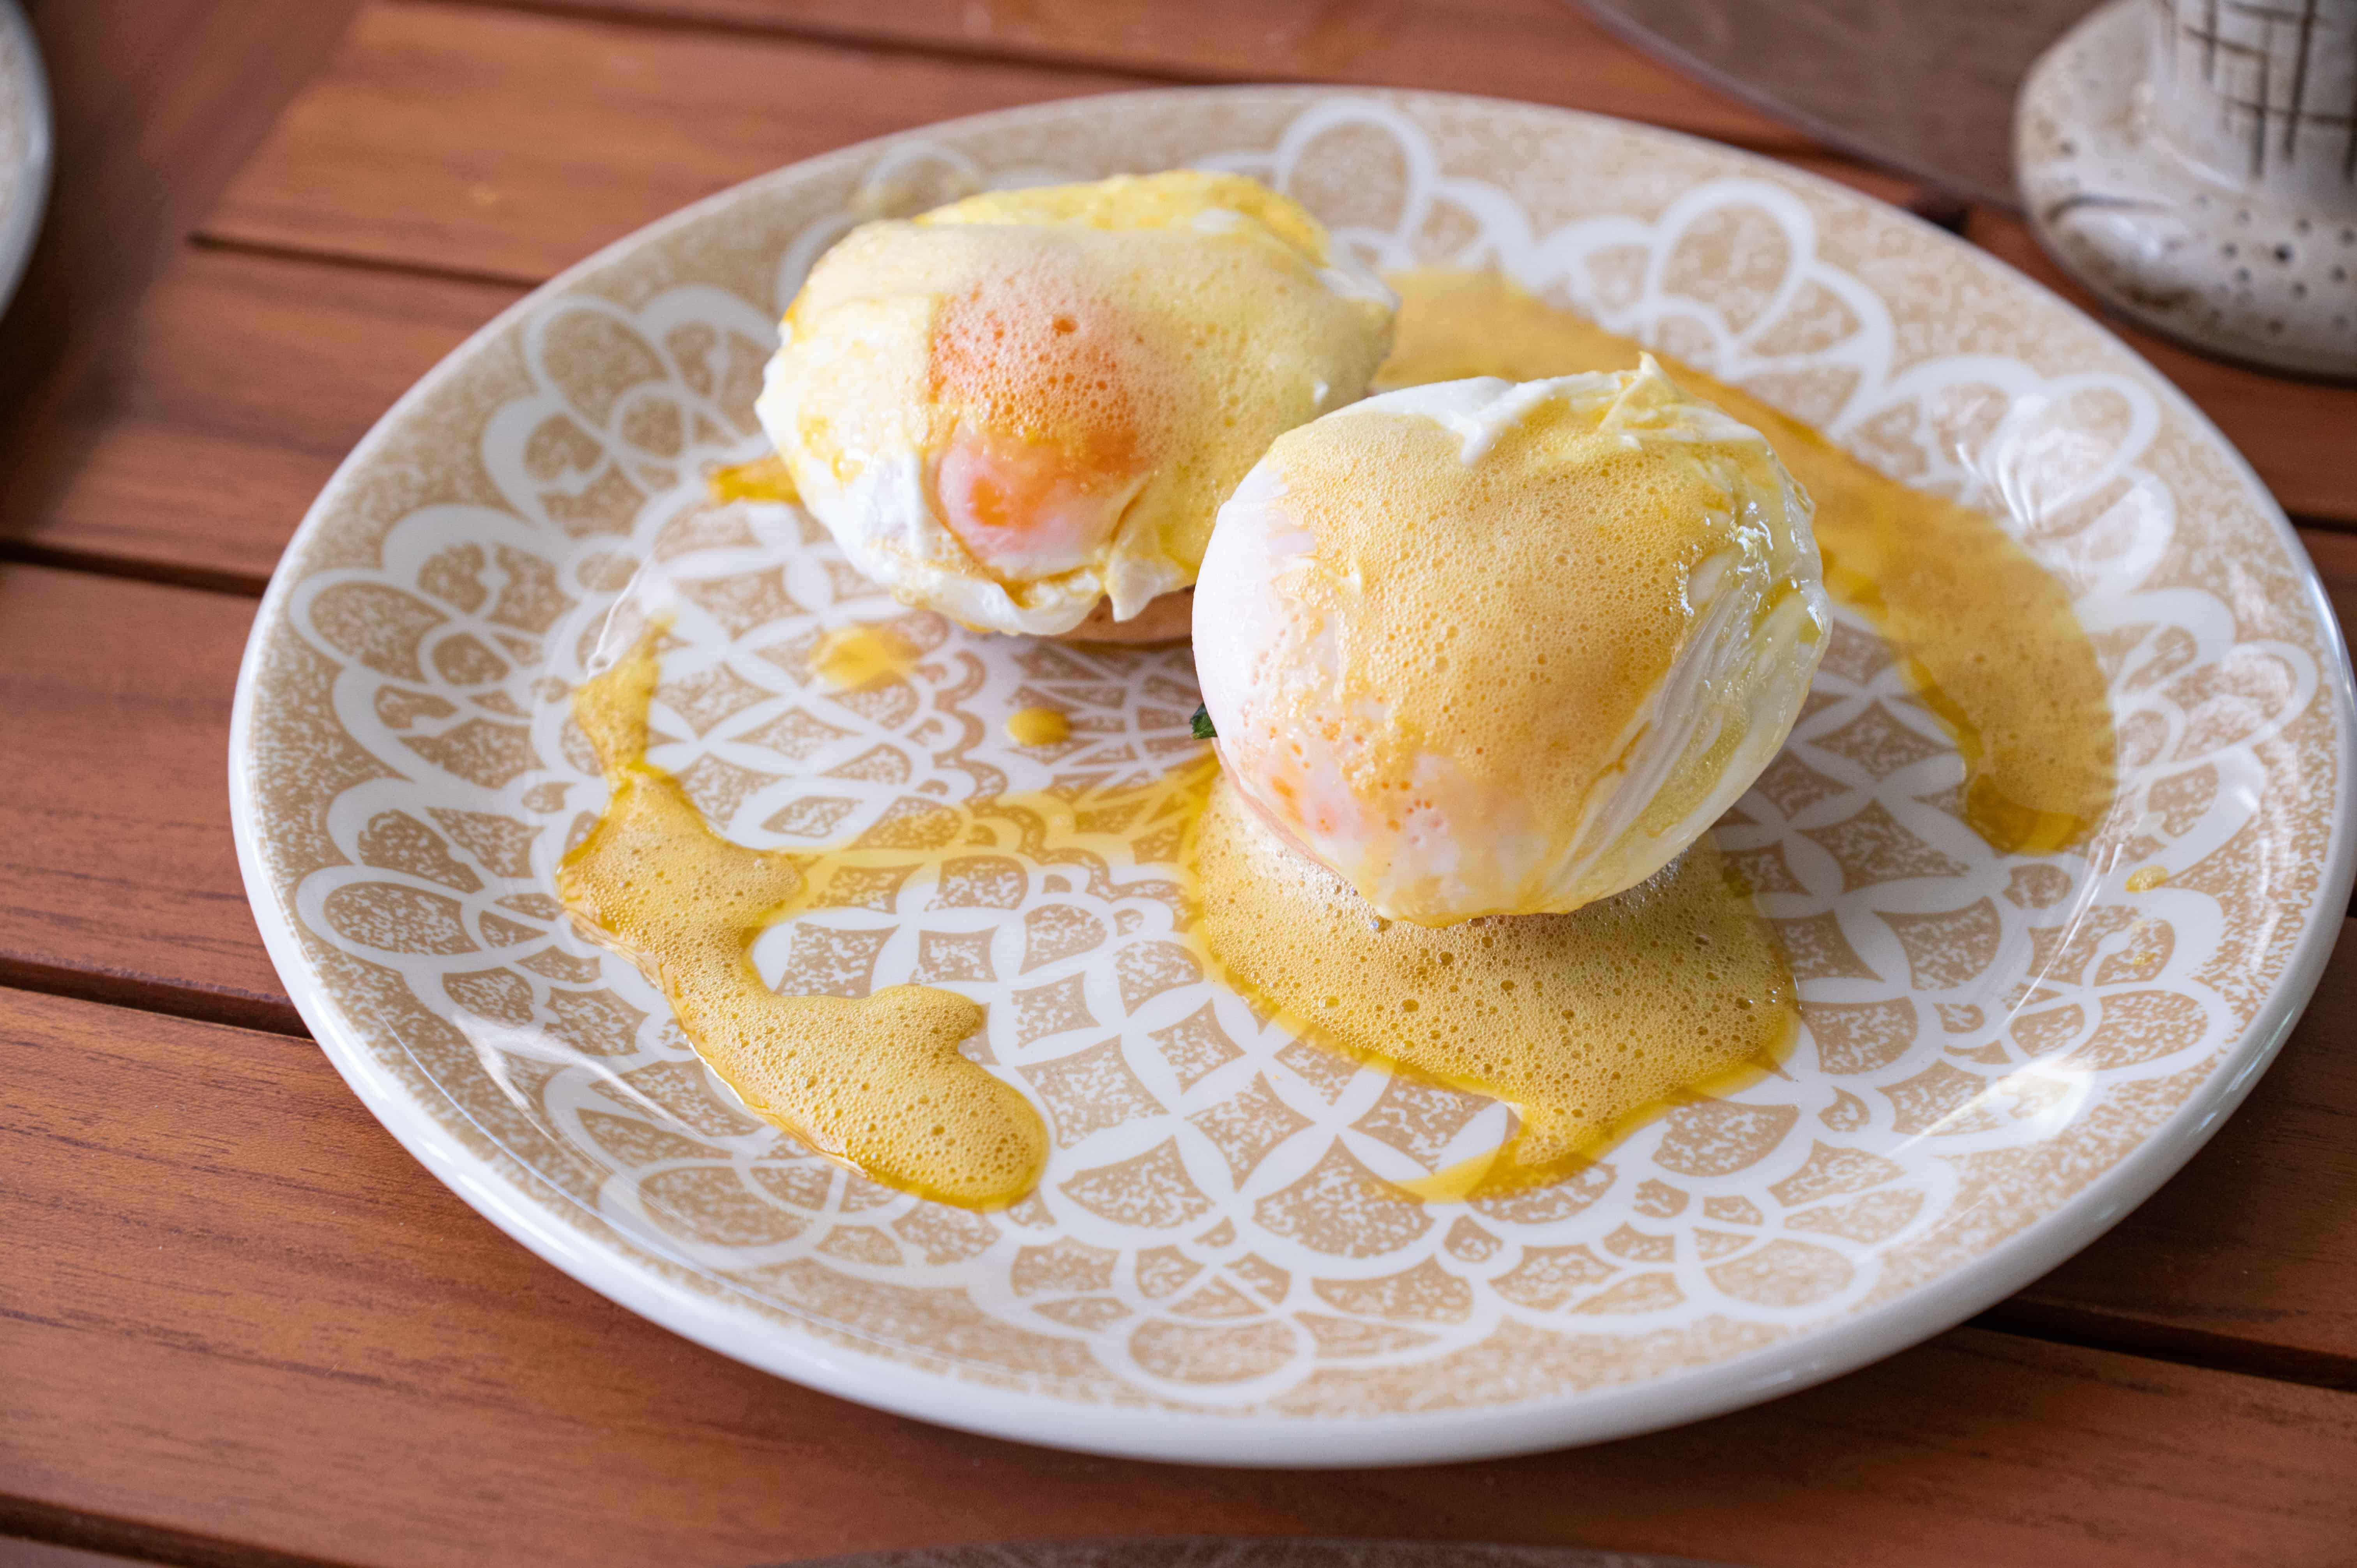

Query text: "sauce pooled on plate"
[558, 630, 1047, 1208]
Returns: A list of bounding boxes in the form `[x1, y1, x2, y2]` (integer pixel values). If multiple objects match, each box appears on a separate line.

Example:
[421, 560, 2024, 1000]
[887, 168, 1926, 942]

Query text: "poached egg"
[758, 171, 1395, 637]
[1193, 358, 1828, 925]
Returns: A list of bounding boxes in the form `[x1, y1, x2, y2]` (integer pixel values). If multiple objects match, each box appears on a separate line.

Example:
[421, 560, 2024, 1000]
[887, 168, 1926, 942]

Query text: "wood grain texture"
[0, 1510, 331, 1568]
[201, 2, 1920, 290]
[0, 566, 291, 1031]
[1964, 210, 2357, 529]
[0, 1540, 152, 1568]
[443, 0, 1819, 151]
[10, 248, 522, 592]
[0, 0, 365, 517]
[8, 0, 2357, 1559]
[202, 1, 1145, 287]
[5, 986, 2353, 1568]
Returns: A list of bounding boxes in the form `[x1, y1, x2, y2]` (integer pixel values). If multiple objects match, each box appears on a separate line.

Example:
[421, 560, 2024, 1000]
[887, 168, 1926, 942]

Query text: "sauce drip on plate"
[1377, 267, 2117, 854]
[1192, 776, 1796, 1194]
[557, 630, 1047, 1208]
[810, 624, 920, 691]
[1005, 706, 1072, 745]
[708, 453, 799, 505]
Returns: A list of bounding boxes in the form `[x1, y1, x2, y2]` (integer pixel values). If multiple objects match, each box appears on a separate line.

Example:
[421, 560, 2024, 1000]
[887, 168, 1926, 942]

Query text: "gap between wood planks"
[0, 952, 304, 1040]
[184, 233, 555, 301]
[1974, 1298, 2357, 1393]
[0, 537, 273, 600]
[0, 1496, 359, 1568]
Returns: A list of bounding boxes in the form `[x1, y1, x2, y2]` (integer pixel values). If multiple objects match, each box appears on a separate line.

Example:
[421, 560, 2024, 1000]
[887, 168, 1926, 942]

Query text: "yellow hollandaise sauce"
[809, 624, 919, 691]
[1005, 706, 1072, 746]
[1376, 267, 2117, 854]
[708, 453, 799, 505]
[557, 631, 1048, 1208]
[1193, 777, 1795, 1194]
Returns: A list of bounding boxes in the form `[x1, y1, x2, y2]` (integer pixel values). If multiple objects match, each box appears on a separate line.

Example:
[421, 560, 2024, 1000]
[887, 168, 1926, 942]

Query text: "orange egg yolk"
[927, 286, 1150, 579]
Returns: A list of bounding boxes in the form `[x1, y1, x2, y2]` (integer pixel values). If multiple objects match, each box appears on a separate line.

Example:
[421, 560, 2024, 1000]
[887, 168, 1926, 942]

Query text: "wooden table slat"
[8, 249, 523, 593]
[0, 565, 293, 1031]
[199, 1, 1923, 290]
[201, 1, 1150, 288]
[4, 986, 2352, 1568]
[0, 0, 367, 427]
[446, 0, 1822, 152]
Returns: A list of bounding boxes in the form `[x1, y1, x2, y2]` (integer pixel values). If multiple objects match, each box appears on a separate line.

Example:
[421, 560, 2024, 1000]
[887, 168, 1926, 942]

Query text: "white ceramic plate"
[230, 88, 2355, 1465]
[0, 0, 49, 314]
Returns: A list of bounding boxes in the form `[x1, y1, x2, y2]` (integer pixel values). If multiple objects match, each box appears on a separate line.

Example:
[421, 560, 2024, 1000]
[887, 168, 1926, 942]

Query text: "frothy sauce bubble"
[1192, 777, 1796, 1195]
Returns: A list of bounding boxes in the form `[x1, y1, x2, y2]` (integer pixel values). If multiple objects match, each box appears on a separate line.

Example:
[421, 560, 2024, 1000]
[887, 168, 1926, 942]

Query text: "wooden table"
[2, 4, 2353, 1564]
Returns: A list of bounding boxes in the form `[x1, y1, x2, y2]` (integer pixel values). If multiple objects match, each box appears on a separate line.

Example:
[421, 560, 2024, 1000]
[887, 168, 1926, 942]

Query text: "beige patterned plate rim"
[0, 0, 50, 314]
[229, 85, 2357, 1464]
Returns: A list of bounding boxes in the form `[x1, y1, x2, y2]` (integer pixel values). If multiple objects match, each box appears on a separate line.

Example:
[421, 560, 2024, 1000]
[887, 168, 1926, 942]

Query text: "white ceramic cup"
[2018, 0, 2357, 378]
